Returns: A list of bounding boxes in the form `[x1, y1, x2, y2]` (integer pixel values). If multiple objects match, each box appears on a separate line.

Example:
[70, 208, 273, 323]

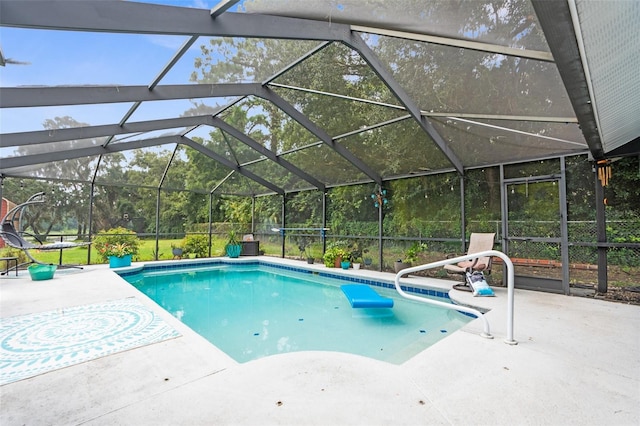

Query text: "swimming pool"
[120, 261, 472, 364]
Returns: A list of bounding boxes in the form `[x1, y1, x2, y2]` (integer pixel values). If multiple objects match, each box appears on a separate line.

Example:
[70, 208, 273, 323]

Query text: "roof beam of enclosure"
[269, 83, 579, 123]
[210, 171, 235, 194]
[0, 81, 381, 184]
[211, 118, 326, 191]
[181, 136, 284, 195]
[0, 84, 262, 108]
[158, 145, 180, 189]
[351, 26, 554, 63]
[210, 0, 240, 18]
[0, 115, 220, 147]
[0, 1, 352, 41]
[1, 111, 328, 191]
[2, 0, 548, 64]
[1, 132, 280, 196]
[257, 86, 382, 185]
[1, 136, 179, 170]
[343, 32, 464, 175]
[531, 0, 603, 159]
[105, 35, 201, 147]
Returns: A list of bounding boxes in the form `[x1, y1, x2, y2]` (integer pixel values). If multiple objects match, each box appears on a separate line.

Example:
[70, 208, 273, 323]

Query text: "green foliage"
[322, 240, 349, 267]
[93, 227, 140, 261]
[0, 246, 29, 267]
[226, 230, 240, 247]
[183, 234, 209, 258]
[327, 185, 377, 235]
[606, 156, 640, 212]
[287, 192, 324, 226]
[348, 242, 363, 264]
[296, 237, 314, 259]
[404, 242, 427, 263]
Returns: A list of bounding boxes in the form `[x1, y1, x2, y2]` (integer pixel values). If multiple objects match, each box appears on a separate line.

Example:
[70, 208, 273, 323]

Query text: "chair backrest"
[0, 222, 37, 249]
[467, 232, 496, 271]
[1, 194, 47, 250]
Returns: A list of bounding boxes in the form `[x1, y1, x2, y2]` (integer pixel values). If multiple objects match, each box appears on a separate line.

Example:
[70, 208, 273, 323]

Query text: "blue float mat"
[341, 284, 394, 308]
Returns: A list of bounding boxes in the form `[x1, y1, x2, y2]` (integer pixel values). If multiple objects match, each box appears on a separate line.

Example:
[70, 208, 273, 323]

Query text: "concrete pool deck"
[1, 257, 638, 425]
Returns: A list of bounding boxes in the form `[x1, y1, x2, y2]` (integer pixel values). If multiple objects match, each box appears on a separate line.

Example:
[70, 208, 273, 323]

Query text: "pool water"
[124, 264, 471, 364]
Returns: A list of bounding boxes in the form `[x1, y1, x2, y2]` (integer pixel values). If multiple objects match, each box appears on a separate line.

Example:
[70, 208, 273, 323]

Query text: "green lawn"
[11, 239, 218, 265]
[5, 238, 284, 266]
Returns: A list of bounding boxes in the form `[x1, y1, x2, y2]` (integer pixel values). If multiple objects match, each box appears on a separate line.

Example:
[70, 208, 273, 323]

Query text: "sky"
[0, 0, 244, 135]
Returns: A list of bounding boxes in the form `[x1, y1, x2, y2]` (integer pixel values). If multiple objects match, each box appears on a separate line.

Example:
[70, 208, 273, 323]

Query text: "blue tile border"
[116, 258, 453, 303]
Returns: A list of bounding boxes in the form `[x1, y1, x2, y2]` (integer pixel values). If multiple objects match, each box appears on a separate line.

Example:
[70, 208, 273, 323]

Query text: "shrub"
[403, 242, 427, 263]
[322, 240, 349, 267]
[0, 247, 29, 268]
[93, 227, 141, 262]
[183, 234, 209, 258]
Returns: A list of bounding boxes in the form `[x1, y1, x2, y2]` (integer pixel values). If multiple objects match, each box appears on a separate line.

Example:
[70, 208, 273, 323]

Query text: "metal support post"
[595, 163, 608, 293]
[281, 194, 286, 258]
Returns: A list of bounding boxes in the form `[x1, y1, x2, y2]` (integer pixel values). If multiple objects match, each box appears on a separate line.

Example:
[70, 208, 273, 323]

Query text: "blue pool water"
[122, 263, 472, 364]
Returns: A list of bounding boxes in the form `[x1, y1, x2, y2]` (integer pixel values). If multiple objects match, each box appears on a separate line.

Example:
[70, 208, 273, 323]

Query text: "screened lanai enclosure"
[1, 0, 639, 295]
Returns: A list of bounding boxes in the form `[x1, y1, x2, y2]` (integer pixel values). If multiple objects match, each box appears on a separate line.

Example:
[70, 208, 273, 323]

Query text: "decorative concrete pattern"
[0, 298, 180, 385]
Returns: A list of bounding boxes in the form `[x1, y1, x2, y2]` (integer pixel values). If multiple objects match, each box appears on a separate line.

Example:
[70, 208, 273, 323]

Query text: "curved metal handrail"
[394, 250, 516, 344]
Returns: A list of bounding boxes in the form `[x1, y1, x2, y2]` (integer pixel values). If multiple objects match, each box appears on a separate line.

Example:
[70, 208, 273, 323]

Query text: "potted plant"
[340, 256, 351, 270]
[305, 246, 315, 264]
[93, 227, 141, 268]
[297, 237, 315, 264]
[225, 230, 242, 258]
[322, 240, 348, 268]
[104, 243, 137, 268]
[394, 242, 427, 274]
[171, 243, 183, 259]
[349, 244, 363, 270]
[363, 248, 373, 268]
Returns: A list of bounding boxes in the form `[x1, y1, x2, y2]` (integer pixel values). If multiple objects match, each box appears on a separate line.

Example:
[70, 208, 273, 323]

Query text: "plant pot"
[394, 260, 411, 276]
[341, 261, 351, 270]
[306, 257, 314, 264]
[333, 256, 342, 268]
[352, 263, 361, 270]
[226, 244, 242, 258]
[109, 254, 132, 268]
[172, 248, 183, 258]
[363, 258, 372, 267]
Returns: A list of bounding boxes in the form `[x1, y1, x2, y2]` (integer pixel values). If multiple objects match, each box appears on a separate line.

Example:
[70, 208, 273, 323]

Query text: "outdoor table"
[1, 257, 19, 276]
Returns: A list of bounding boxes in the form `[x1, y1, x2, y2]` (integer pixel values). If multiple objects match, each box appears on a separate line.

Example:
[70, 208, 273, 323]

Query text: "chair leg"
[453, 282, 472, 292]
[452, 270, 473, 292]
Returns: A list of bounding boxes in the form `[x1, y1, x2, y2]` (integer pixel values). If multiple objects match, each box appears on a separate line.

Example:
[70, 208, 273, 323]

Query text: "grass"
[15, 239, 217, 265]
[10, 238, 283, 266]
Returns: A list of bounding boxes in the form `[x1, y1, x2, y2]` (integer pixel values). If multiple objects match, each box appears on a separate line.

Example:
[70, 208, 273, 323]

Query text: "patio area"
[1, 257, 638, 425]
